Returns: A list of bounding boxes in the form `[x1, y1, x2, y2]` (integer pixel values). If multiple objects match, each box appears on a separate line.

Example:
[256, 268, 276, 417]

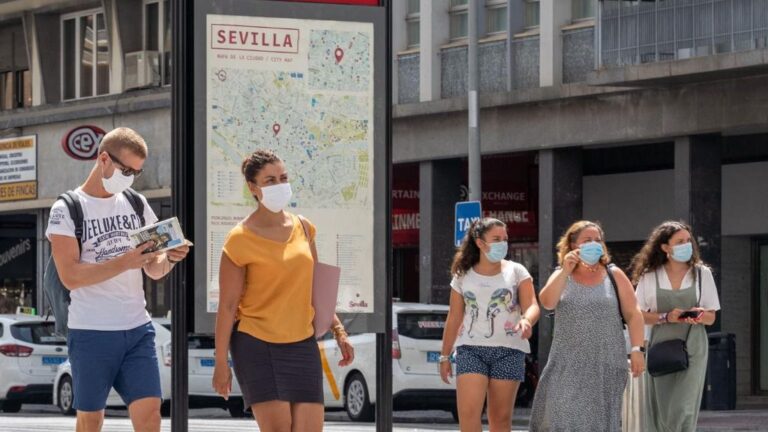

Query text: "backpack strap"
[122, 188, 146, 227]
[57, 191, 84, 254]
[605, 263, 626, 327]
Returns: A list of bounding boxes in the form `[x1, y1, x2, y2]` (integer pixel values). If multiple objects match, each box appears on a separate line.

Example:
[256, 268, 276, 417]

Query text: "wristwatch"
[438, 355, 451, 363]
[630, 346, 645, 354]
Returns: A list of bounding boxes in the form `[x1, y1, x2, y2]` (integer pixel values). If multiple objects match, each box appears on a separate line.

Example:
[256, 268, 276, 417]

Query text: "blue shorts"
[67, 322, 161, 411]
[455, 345, 526, 381]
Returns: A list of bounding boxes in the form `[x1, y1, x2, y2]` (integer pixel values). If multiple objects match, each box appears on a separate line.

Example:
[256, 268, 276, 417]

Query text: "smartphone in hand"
[678, 310, 703, 320]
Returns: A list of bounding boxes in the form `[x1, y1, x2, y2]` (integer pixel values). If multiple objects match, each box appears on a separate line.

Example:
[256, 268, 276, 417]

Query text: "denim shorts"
[455, 345, 526, 381]
[67, 322, 161, 411]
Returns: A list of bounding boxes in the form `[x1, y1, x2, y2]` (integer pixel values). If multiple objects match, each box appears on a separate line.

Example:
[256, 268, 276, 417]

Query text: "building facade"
[391, 0, 768, 407]
[0, 0, 764, 408]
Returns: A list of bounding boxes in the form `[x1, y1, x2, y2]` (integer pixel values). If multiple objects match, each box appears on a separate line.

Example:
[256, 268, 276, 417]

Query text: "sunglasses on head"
[106, 152, 143, 177]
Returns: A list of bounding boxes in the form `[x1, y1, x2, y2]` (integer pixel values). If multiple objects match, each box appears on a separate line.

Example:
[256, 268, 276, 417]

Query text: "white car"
[0, 313, 68, 413]
[53, 319, 171, 415]
[319, 303, 456, 421]
[155, 321, 245, 418]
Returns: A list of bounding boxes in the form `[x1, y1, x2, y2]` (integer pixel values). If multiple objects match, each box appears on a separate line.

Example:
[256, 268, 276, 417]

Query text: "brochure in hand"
[128, 217, 192, 253]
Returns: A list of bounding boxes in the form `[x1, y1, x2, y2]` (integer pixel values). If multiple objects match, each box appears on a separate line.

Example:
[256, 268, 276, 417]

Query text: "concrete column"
[419, 159, 463, 304]
[392, 0, 408, 105]
[537, 148, 583, 366]
[420, 0, 449, 102]
[539, 0, 572, 87]
[675, 135, 722, 331]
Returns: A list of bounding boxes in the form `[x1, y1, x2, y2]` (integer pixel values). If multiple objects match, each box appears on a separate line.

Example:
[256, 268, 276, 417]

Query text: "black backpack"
[44, 189, 146, 336]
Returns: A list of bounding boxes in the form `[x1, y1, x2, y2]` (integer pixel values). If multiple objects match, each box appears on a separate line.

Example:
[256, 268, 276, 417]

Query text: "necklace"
[580, 262, 599, 273]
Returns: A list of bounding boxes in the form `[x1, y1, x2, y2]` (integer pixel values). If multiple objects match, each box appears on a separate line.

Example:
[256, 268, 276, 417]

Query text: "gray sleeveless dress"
[530, 275, 628, 432]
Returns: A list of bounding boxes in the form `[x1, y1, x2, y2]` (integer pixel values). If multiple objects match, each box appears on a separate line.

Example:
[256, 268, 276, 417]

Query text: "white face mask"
[102, 169, 134, 195]
[258, 183, 292, 213]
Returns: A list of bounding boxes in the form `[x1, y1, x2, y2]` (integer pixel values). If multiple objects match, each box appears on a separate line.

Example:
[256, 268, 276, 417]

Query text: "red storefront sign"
[61, 125, 106, 161]
[392, 163, 419, 247]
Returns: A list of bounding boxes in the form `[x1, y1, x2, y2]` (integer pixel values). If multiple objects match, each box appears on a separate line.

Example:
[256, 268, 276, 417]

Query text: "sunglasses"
[106, 152, 144, 178]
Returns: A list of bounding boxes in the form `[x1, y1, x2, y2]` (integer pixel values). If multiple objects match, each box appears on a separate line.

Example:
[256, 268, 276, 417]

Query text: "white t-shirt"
[45, 188, 158, 331]
[635, 265, 721, 312]
[450, 260, 533, 352]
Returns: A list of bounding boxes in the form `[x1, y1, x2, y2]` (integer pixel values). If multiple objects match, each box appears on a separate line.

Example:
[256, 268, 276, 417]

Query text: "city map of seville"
[206, 15, 374, 314]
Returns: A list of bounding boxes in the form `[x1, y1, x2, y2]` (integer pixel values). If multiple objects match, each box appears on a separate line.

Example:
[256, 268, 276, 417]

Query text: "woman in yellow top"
[213, 149, 354, 432]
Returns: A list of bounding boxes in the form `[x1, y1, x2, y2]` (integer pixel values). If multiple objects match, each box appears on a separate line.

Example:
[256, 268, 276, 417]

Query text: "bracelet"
[167, 257, 179, 264]
[331, 324, 347, 339]
[658, 312, 668, 324]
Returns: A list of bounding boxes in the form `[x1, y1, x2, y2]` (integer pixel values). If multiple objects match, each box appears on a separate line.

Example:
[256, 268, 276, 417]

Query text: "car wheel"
[344, 372, 374, 422]
[227, 398, 246, 418]
[58, 376, 76, 416]
[1, 401, 21, 413]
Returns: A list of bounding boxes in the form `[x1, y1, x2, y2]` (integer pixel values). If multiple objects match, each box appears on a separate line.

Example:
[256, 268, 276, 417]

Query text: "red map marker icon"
[273, 123, 281, 136]
[334, 47, 344, 64]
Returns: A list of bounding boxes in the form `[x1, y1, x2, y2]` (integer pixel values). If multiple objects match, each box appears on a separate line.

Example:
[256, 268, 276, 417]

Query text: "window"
[450, 0, 469, 40]
[572, 0, 595, 21]
[62, 9, 110, 100]
[486, 0, 508, 34]
[525, 0, 540, 28]
[406, 0, 420, 48]
[144, 0, 171, 86]
[0, 23, 32, 110]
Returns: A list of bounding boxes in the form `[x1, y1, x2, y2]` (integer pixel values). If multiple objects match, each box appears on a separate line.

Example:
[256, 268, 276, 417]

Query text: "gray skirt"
[230, 325, 323, 406]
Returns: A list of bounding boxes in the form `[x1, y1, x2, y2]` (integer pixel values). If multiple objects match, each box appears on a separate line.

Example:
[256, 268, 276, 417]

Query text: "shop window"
[61, 9, 110, 100]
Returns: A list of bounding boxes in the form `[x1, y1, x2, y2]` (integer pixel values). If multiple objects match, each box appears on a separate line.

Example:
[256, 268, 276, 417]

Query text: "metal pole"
[375, 1, 393, 431]
[170, 0, 190, 430]
[468, 0, 481, 202]
[506, 0, 513, 91]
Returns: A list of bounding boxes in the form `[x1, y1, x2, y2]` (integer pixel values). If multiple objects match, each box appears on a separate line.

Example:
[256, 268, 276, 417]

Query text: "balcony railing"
[598, 0, 768, 67]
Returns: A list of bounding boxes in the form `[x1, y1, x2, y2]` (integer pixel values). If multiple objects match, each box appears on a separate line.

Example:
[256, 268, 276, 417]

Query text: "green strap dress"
[645, 270, 708, 432]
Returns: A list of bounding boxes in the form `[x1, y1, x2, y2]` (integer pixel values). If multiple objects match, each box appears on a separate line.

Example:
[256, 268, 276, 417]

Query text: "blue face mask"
[670, 242, 693, 262]
[484, 241, 508, 263]
[579, 241, 604, 265]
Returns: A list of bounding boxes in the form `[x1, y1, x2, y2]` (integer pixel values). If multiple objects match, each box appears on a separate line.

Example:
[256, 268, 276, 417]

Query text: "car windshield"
[11, 322, 66, 345]
[396, 312, 447, 340]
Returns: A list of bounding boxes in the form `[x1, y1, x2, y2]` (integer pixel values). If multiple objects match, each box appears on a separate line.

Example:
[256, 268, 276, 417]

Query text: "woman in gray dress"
[630, 221, 720, 432]
[530, 220, 646, 432]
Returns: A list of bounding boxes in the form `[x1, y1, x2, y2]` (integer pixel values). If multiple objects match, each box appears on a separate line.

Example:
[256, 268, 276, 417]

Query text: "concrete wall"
[563, 27, 594, 83]
[21, 107, 171, 200]
[583, 170, 674, 242]
[511, 36, 540, 89]
[722, 161, 768, 236]
[397, 53, 420, 104]
[392, 75, 768, 163]
[720, 235, 753, 398]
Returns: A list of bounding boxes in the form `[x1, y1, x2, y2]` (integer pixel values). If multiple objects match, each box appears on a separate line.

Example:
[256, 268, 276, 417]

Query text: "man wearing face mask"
[46, 127, 188, 432]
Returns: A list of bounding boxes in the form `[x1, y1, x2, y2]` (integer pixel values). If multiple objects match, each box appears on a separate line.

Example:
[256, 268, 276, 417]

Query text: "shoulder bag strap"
[58, 191, 84, 254]
[683, 265, 702, 342]
[297, 215, 318, 263]
[605, 263, 625, 327]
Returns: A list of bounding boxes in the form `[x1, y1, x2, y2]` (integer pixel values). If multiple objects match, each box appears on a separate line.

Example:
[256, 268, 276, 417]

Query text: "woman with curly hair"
[530, 220, 645, 432]
[630, 221, 720, 432]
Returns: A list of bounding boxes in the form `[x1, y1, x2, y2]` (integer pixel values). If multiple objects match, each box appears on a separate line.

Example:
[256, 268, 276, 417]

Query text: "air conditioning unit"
[124, 50, 161, 90]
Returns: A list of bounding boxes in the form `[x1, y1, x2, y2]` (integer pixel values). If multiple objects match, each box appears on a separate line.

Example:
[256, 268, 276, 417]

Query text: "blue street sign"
[455, 201, 482, 247]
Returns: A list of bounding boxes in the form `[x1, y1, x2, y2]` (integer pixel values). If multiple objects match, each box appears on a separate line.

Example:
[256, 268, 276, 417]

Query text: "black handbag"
[646, 266, 701, 377]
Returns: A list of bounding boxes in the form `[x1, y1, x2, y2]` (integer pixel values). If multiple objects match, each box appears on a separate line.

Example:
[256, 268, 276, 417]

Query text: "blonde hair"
[556, 220, 611, 266]
[98, 127, 148, 159]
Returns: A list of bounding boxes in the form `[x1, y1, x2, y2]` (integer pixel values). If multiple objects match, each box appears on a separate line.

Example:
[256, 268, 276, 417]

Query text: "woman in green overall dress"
[630, 221, 721, 432]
